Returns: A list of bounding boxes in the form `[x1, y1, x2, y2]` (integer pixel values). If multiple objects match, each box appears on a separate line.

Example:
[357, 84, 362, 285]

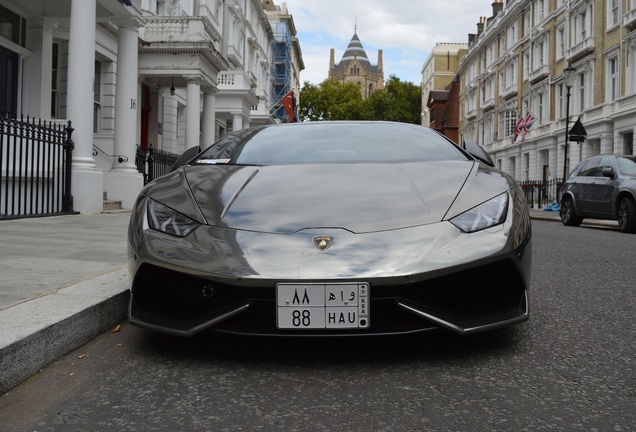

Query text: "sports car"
[128, 121, 531, 337]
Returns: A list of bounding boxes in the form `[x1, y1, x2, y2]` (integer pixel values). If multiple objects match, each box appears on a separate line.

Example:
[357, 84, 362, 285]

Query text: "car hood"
[146, 161, 513, 234]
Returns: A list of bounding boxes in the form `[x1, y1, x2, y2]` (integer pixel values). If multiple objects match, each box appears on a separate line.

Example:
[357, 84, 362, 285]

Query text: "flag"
[281, 90, 296, 122]
[521, 111, 536, 143]
[512, 114, 525, 143]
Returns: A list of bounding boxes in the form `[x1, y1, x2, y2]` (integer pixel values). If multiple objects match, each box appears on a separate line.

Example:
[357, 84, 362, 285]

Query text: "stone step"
[102, 191, 124, 212]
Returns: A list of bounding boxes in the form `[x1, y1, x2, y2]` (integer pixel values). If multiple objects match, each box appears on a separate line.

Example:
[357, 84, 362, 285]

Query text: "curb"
[0, 268, 130, 394]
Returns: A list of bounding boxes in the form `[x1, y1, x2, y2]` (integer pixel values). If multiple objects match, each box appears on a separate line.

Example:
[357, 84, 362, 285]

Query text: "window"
[578, 72, 587, 112]
[523, 50, 530, 81]
[608, 0, 619, 29]
[627, 45, 636, 95]
[537, 92, 544, 122]
[556, 26, 565, 59]
[557, 83, 565, 119]
[607, 56, 619, 102]
[535, 0, 546, 24]
[499, 109, 517, 138]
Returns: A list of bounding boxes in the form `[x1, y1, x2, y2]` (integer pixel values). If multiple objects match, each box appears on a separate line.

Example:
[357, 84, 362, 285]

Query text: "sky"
[280, 0, 497, 86]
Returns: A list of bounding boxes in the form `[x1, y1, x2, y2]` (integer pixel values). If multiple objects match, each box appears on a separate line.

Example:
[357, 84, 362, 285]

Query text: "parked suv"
[560, 154, 636, 233]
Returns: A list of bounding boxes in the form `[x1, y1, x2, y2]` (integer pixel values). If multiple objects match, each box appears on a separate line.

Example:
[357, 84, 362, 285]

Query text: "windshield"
[193, 122, 469, 165]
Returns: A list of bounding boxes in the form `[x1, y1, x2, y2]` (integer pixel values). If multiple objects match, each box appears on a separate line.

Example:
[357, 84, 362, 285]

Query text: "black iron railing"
[518, 178, 563, 209]
[135, 144, 180, 185]
[0, 114, 76, 219]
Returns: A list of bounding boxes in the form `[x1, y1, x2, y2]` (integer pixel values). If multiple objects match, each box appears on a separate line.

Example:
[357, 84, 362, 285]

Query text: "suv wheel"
[618, 197, 636, 233]
[560, 196, 583, 226]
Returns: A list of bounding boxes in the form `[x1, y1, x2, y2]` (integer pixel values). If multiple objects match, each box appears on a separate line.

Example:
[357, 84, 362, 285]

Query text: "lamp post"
[562, 62, 576, 186]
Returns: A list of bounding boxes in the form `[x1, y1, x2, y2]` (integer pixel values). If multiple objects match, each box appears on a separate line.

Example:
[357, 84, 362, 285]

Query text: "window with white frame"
[508, 23, 517, 47]
[607, 0, 619, 29]
[535, 0, 547, 24]
[506, 58, 517, 90]
[607, 54, 619, 102]
[483, 113, 494, 144]
[557, 82, 565, 119]
[533, 39, 546, 70]
[524, 12, 531, 36]
[523, 50, 530, 80]
[627, 43, 636, 95]
[578, 71, 587, 112]
[556, 25, 565, 60]
[536, 92, 545, 123]
[573, 5, 593, 45]
[499, 109, 517, 138]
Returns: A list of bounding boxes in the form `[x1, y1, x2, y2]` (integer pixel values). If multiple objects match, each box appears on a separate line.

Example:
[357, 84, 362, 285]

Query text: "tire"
[617, 196, 636, 233]
[560, 196, 583, 226]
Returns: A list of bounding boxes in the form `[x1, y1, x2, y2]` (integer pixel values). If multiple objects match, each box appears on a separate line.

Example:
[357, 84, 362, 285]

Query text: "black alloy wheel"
[618, 196, 636, 233]
[560, 196, 583, 227]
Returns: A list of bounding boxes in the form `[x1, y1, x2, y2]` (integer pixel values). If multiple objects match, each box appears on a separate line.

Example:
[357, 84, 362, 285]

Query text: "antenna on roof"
[355, 17, 357, 34]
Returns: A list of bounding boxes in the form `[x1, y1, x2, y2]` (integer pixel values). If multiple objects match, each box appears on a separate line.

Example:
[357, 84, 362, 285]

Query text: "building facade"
[1, 0, 302, 215]
[421, 43, 467, 126]
[328, 31, 384, 100]
[457, 0, 636, 183]
[264, 0, 304, 122]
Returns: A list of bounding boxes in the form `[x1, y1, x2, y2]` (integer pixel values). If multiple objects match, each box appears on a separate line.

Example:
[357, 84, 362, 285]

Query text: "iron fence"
[136, 144, 180, 185]
[1, 114, 75, 219]
[518, 178, 563, 209]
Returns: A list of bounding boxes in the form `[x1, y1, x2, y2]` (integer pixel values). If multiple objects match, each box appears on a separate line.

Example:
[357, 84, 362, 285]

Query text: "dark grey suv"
[560, 154, 636, 233]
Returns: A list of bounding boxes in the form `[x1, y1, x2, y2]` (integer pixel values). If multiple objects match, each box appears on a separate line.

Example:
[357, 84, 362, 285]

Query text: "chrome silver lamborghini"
[127, 121, 531, 337]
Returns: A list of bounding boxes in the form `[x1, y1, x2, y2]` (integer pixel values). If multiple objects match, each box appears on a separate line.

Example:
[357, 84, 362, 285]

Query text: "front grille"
[387, 259, 526, 322]
[131, 259, 526, 335]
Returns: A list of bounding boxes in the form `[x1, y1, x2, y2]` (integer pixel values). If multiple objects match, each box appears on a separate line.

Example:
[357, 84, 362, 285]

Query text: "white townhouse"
[457, 0, 636, 184]
[0, 0, 289, 215]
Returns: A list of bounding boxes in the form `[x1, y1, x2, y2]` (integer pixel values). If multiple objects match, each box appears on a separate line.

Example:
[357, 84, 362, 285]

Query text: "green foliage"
[298, 75, 422, 124]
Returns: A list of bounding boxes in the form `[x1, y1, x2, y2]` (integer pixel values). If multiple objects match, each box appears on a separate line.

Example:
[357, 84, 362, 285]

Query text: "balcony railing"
[140, 17, 219, 44]
[217, 71, 255, 91]
[567, 37, 595, 60]
[502, 83, 518, 99]
[624, 8, 636, 29]
[529, 64, 549, 83]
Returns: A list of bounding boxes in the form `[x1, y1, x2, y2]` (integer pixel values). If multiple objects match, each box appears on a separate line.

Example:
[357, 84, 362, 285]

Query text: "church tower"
[328, 28, 384, 100]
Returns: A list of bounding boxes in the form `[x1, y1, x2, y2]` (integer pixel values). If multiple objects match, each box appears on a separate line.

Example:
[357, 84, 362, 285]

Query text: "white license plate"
[276, 283, 370, 329]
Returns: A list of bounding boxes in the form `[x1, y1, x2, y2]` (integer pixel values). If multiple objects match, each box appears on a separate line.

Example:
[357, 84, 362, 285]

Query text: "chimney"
[477, 17, 485, 35]
[468, 33, 476, 45]
[492, 0, 504, 17]
[330, 48, 335, 69]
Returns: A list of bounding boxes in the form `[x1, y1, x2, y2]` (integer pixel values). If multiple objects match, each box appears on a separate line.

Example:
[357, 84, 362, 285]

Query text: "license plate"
[276, 283, 370, 329]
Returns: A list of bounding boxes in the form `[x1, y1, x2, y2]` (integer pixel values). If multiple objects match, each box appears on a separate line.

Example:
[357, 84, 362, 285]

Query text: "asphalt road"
[0, 221, 634, 431]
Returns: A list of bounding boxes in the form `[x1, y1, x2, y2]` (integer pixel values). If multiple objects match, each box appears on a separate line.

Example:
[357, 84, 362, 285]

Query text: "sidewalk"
[0, 212, 131, 394]
[0, 208, 618, 395]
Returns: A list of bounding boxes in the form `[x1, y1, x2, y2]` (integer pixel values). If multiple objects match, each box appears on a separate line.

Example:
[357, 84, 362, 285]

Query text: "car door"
[587, 156, 618, 217]
[574, 157, 601, 214]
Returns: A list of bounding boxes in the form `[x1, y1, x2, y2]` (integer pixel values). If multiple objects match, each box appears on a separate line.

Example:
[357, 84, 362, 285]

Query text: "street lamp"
[562, 62, 576, 185]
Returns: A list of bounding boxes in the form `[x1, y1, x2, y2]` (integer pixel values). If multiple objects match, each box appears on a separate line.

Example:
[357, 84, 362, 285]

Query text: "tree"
[298, 79, 364, 121]
[365, 75, 421, 124]
[298, 76, 421, 124]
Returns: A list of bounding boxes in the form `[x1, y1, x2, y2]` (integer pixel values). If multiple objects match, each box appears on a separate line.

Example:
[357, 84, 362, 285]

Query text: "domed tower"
[329, 29, 384, 100]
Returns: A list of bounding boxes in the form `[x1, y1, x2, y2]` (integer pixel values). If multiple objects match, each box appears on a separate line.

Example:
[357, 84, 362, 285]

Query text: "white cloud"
[280, 0, 495, 85]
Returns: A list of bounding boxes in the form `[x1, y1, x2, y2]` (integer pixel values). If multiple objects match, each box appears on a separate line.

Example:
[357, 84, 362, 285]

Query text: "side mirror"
[464, 139, 495, 167]
[602, 166, 615, 178]
[171, 146, 201, 172]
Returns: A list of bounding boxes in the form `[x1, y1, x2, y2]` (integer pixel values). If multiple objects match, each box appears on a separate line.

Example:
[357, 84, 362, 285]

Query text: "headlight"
[450, 192, 509, 233]
[146, 199, 200, 237]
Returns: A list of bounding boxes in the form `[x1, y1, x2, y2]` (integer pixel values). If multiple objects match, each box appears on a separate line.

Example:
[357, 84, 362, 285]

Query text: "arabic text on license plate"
[276, 283, 369, 329]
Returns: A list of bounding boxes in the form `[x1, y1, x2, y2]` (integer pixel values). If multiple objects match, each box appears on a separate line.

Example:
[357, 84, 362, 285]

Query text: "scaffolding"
[270, 22, 293, 121]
